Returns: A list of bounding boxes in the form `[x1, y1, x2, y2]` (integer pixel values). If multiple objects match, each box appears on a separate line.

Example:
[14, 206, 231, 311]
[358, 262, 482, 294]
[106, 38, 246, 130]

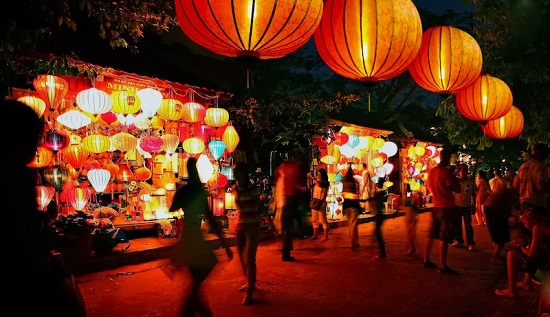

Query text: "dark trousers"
[454, 206, 475, 246]
[375, 213, 386, 257]
[281, 195, 299, 259]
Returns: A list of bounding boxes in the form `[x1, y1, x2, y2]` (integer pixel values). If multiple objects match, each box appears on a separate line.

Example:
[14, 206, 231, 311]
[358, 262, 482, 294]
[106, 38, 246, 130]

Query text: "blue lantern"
[208, 140, 226, 161]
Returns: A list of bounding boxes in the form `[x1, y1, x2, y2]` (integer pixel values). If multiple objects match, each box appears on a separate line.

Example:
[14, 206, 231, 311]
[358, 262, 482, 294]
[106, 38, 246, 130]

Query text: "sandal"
[515, 282, 532, 291]
[495, 289, 517, 298]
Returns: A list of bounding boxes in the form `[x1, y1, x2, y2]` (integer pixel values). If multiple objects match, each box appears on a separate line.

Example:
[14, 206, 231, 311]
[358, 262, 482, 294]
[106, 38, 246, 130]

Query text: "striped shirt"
[233, 184, 261, 229]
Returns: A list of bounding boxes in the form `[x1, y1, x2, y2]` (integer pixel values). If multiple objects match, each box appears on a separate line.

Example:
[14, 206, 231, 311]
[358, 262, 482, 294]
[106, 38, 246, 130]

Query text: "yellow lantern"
[151, 116, 165, 129]
[414, 146, 426, 157]
[161, 134, 180, 155]
[182, 137, 205, 155]
[371, 138, 385, 151]
[221, 124, 240, 153]
[111, 132, 137, 153]
[18, 96, 47, 118]
[82, 134, 111, 154]
[32, 75, 69, 111]
[320, 155, 337, 165]
[482, 105, 524, 140]
[205, 107, 229, 128]
[111, 90, 141, 115]
[157, 98, 185, 121]
[371, 156, 384, 168]
[225, 190, 237, 210]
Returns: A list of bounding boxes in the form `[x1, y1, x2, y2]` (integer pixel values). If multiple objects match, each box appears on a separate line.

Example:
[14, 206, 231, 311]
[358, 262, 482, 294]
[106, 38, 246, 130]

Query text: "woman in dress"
[168, 157, 233, 317]
[307, 168, 330, 240]
[475, 170, 490, 226]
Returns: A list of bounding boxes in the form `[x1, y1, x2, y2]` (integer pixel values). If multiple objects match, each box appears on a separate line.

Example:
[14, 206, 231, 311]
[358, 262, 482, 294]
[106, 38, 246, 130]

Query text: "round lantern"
[205, 107, 229, 128]
[27, 146, 54, 168]
[43, 165, 70, 192]
[32, 75, 69, 111]
[455, 74, 513, 124]
[379, 141, 398, 157]
[371, 138, 386, 151]
[103, 160, 119, 179]
[140, 135, 164, 153]
[56, 109, 92, 130]
[62, 145, 90, 170]
[181, 101, 206, 123]
[116, 164, 134, 182]
[18, 96, 46, 118]
[36, 185, 56, 212]
[481, 105, 524, 139]
[157, 98, 185, 121]
[111, 132, 137, 153]
[346, 135, 360, 148]
[110, 90, 141, 115]
[314, 0, 422, 85]
[207, 173, 228, 189]
[408, 25, 483, 95]
[87, 168, 111, 193]
[208, 140, 226, 161]
[136, 88, 163, 118]
[175, 0, 323, 60]
[43, 128, 70, 152]
[134, 166, 152, 181]
[82, 134, 111, 154]
[333, 132, 349, 146]
[133, 113, 152, 130]
[100, 111, 118, 125]
[182, 137, 205, 155]
[65, 186, 92, 212]
[194, 124, 213, 144]
[76, 87, 113, 115]
[222, 124, 240, 153]
[161, 134, 180, 155]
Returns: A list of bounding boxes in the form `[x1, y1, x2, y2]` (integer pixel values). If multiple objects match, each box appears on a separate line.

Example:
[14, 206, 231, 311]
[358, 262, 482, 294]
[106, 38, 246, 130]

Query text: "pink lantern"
[43, 128, 70, 152]
[36, 185, 56, 212]
[65, 186, 92, 212]
[100, 111, 118, 125]
[195, 124, 213, 144]
[140, 135, 164, 153]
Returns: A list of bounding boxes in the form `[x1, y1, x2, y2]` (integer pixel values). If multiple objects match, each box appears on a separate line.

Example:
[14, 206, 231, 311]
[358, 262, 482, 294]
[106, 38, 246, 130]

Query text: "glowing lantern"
[181, 101, 206, 123]
[65, 186, 91, 212]
[110, 90, 141, 115]
[161, 134, 180, 155]
[18, 96, 46, 117]
[111, 132, 137, 153]
[409, 25, 482, 95]
[82, 134, 110, 154]
[56, 110, 92, 130]
[182, 137, 205, 155]
[62, 145, 90, 170]
[87, 168, 111, 193]
[27, 147, 53, 168]
[116, 164, 134, 182]
[205, 107, 229, 128]
[158, 98, 185, 121]
[140, 135, 164, 153]
[371, 138, 385, 151]
[314, 0, 422, 85]
[339, 145, 355, 159]
[320, 155, 336, 165]
[481, 105, 524, 140]
[222, 124, 239, 153]
[175, 0, 323, 60]
[383, 162, 394, 174]
[371, 156, 384, 168]
[43, 165, 70, 192]
[456, 74, 513, 124]
[76, 87, 113, 115]
[208, 173, 229, 190]
[225, 191, 237, 210]
[134, 166, 152, 181]
[346, 135, 360, 148]
[43, 129, 69, 152]
[100, 111, 118, 125]
[414, 146, 426, 157]
[36, 185, 56, 211]
[333, 132, 349, 146]
[32, 75, 68, 111]
[136, 88, 163, 117]
[133, 114, 152, 130]
[361, 136, 375, 151]
[379, 141, 398, 157]
[208, 140, 226, 161]
[196, 154, 214, 183]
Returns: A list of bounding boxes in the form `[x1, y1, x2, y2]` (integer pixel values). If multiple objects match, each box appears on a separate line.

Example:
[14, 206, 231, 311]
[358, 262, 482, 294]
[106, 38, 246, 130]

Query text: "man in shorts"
[423, 148, 462, 274]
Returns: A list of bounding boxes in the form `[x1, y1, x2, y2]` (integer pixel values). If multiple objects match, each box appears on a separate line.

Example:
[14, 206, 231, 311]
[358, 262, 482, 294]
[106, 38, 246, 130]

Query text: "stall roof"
[327, 118, 393, 138]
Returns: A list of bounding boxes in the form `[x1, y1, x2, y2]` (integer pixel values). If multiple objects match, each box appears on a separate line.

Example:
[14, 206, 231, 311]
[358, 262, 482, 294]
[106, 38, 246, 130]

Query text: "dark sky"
[413, 0, 473, 14]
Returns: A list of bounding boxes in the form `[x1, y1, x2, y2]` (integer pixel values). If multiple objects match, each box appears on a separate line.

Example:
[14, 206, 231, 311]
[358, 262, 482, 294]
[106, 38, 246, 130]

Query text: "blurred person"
[404, 192, 422, 256]
[475, 170, 490, 226]
[484, 169, 512, 264]
[307, 168, 330, 240]
[232, 162, 262, 305]
[342, 165, 362, 248]
[1, 99, 86, 316]
[168, 157, 233, 316]
[359, 163, 374, 213]
[370, 178, 388, 259]
[452, 164, 477, 251]
[423, 148, 462, 275]
[495, 210, 550, 298]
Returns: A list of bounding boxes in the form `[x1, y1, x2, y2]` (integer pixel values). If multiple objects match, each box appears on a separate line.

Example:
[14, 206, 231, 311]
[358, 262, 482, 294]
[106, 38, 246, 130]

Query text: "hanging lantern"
[81, 134, 111, 154]
[346, 135, 360, 148]
[62, 145, 90, 170]
[182, 137, 205, 155]
[103, 160, 119, 179]
[27, 147, 53, 168]
[36, 185, 56, 212]
[18, 96, 47, 118]
[181, 101, 206, 123]
[482, 105, 524, 140]
[371, 138, 385, 151]
[43, 165, 70, 192]
[87, 168, 111, 193]
[65, 186, 92, 212]
[56, 109, 92, 130]
[140, 135, 164, 153]
[110, 90, 141, 115]
[456, 74, 513, 124]
[136, 88, 163, 118]
[134, 166, 152, 181]
[208, 173, 229, 190]
[205, 107, 229, 128]
[76, 87, 113, 115]
[409, 25, 483, 95]
[314, 0, 422, 85]
[361, 135, 375, 152]
[371, 156, 384, 168]
[157, 98, 185, 121]
[333, 132, 349, 146]
[320, 155, 337, 165]
[32, 75, 69, 112]
[383, 162, 394, 175]
[161, 134, 180, 155]
[133, 113, 152, 130]
[208, 140, 226, 161]
[195, 124, 213, 144]
[379, 141, 398, 157]
[175, 0, 323, 60]
[225, 190, 237, 210]
[196, 154, 214, 183]
[222, 124, 239, 153]
[116, 164, 134, 182]
[43, 128, 69, 152]
[111, 132, 137, 153]
[100, 111, 118, 125]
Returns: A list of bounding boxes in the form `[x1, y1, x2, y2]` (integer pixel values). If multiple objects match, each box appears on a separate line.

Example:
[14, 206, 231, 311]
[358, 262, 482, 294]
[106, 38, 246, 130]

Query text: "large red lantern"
[175, 0, 323, 60]
[408, 26, 483, 96]
[62, 145, 90, 170]
[43, 128, 70, 153]
[65, 186, 92, 212]
[455, 74, 513, 124]
[314, 0, 422, 85]
[481, 105, 524, 140]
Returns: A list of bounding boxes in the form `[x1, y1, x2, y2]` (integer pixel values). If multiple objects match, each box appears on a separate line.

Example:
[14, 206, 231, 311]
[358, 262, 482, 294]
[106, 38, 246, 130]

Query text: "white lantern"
[196, 154, 214, 183]
[87, 168, 111, 193]
[56, 110, 92, 130]
[136, 88, 163, 118]
[76, 87, 113, 115]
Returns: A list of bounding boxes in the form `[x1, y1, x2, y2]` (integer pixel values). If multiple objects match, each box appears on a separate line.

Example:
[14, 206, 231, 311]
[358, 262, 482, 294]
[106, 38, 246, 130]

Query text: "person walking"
[168, 157, 233, 317]
[475, 170, 490, 226]
[484, 169, 512, 263]
[342, 165, 362, 249]
[451, 164, 477, 251]
[359, 163, 374, 213]
[370, 179, 388, 259]
[232, 162, 262, 305]
[307, 168, 330, 240]
[423, 148, 462, 274]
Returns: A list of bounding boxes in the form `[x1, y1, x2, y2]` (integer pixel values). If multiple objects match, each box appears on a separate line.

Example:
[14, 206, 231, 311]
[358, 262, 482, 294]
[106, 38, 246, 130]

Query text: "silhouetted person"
[342, 165, 361, 248]
[168, 157, 233, 317]
[1, 99, 86, 316]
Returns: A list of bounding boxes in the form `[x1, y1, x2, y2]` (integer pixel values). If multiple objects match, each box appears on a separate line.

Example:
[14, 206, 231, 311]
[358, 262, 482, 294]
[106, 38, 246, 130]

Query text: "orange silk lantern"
[111, 132, 137, 153]
[32, 75, 69, 112]
[408, 26, 483, 95]
[134, 166, 152, 181]
[221, 124, 240, 153]
[314, 0, 422, 85]
[456, 74, 513, 124]
[175, 0, 323, 60]
[481, 105, 524, 140]
[62, 145, 90, 170]
[181, 101, 206, 123]
[27, 147, 53, 168]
